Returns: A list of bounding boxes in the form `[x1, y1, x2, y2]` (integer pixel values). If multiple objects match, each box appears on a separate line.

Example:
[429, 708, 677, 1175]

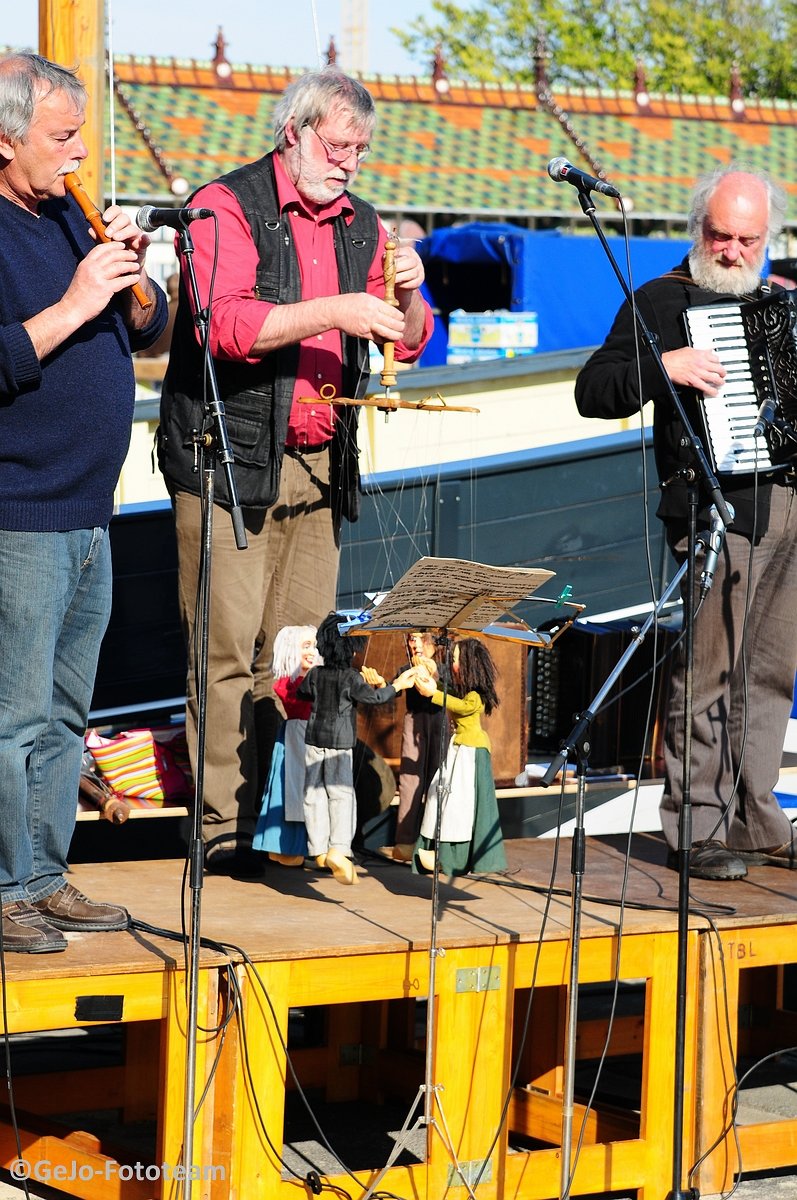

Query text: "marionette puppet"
[253, 625, 319, 866]
[392, 630, 450, 862]
[413, 636, 507, 877]
[297, 612, 416, 885]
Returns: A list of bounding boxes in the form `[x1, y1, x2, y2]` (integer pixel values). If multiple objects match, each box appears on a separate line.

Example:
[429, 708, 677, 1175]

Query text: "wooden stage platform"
[3, 833, 797, 1200]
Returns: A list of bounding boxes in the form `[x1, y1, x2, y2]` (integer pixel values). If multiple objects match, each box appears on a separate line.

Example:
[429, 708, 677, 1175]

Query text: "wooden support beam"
[509, 1086, 639, 1147]
[38, 0, 105, 202]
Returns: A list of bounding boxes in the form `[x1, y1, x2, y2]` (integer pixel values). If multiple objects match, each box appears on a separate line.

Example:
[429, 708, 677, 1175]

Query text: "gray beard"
[689, 243, 764, 296]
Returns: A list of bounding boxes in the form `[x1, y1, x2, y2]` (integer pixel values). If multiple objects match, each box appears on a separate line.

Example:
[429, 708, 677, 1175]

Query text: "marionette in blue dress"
[253, 626, 319, 865]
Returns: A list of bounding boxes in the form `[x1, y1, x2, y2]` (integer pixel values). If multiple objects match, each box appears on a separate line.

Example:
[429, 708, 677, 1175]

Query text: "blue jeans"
[0, 528, 112, 902]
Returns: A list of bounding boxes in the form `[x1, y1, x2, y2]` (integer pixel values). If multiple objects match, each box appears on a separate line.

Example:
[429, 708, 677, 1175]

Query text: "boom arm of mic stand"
[177, 226, 247, 550]
[573, 187, 732, 529]
[539, 560, 689, 788]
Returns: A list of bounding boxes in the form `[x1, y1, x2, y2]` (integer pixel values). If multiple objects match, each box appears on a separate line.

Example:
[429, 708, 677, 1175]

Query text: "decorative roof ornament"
[730, 63, 745, 118]
[326, 36, 338, 66]
[212, 27, 233, 84]
[634, 60, 650, 110]
[432, 44, 450, 96]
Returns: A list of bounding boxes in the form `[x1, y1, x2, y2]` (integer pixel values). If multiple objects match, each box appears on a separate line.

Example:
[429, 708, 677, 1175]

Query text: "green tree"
[394, 0, 797, 99]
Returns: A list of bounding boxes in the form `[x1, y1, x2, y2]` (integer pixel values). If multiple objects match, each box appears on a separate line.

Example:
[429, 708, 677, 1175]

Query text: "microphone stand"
[176, 222, 247, 1198]
[549, 180, 731, 1200]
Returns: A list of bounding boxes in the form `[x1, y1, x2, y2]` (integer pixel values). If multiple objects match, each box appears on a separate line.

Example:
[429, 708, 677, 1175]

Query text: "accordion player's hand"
[662, 347, 727, 395]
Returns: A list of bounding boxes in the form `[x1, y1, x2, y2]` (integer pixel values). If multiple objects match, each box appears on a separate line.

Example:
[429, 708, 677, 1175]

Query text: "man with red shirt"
[159, 69, 432, 875]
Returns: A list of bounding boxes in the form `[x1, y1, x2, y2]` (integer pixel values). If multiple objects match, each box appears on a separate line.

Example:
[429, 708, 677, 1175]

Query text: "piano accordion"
[683, 291, 797, 475]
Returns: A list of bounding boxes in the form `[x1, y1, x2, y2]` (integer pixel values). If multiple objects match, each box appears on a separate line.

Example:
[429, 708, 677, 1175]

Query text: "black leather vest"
[158, 152, 378, 518]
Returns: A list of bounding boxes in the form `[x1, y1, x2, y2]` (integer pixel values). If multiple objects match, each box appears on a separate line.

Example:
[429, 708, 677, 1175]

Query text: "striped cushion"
[86, 727, 192, 804]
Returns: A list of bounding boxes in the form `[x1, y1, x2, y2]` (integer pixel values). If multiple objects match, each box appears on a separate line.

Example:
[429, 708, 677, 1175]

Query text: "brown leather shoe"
[30, 883, 129, 932]
[1, 901, 67, 953]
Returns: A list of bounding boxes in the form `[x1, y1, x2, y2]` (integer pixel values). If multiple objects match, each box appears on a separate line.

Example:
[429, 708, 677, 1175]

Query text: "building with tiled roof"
[90, 31, 797, 244]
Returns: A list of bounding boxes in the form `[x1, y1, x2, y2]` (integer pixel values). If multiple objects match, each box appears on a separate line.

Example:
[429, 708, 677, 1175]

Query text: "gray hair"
[273, 69, 376, 151]
[0, 52, 86, 144]
[272, 624, 319, 680]
[687, 162, 787, 243]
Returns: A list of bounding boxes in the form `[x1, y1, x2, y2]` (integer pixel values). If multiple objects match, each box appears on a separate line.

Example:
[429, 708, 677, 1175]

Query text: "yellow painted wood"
[510, 1088, 638, 1145]
[158, 966, 221, 1199]
[0, 1125, 150, 1200]
[38, 0, 106, 201]
[287, 950, 431, 1005]
[219, 926, 696, 1200]
[1, 971, 171, 1033]
[123, 1023, 160, 1123]
[228, 961, 292, 1199]
[694, 920, 797, 1195]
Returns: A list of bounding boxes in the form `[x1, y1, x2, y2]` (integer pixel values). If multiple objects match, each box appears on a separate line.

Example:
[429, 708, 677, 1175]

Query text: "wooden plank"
[509, 1086, 638, 1145]
[0, 839, 795, 1200]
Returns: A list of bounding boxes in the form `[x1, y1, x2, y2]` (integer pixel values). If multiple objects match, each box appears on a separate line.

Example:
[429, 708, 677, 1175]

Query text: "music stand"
[339, 557, 583, 1197]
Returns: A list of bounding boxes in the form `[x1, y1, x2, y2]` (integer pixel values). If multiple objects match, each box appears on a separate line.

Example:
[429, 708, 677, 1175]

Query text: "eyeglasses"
[305, 125, 370, 164]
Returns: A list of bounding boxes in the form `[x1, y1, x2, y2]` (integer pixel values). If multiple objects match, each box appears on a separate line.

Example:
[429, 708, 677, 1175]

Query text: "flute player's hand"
[64, 240, 145, 323]
[95, 204, 151, 271]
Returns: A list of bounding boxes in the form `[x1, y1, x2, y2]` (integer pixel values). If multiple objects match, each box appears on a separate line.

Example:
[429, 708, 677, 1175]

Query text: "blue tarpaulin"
[418, 221, 692, 363]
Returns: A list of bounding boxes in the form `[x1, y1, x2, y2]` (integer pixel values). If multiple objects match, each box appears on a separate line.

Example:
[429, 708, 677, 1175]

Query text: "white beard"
[689, 241, 765, 296]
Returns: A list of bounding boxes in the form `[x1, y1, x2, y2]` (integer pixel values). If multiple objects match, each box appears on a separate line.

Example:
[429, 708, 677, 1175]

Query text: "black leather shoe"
[204, 840, 265, 878]
[31, 883, 129, 931]
[667, 840, 748, 881]
[1, 901, 67, 953]
[736, 841, 797, 869]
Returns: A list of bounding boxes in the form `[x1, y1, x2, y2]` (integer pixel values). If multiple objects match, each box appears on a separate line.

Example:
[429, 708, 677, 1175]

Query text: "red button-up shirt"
[182, 155, 432, 447]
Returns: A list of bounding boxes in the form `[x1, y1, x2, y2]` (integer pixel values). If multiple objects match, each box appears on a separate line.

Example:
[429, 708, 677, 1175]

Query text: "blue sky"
[5, 1, 438, 77]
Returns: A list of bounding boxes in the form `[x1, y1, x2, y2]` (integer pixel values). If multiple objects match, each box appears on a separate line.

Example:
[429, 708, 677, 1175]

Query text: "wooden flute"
[63, 172, 151, 310]
[380, 231, 399, 390]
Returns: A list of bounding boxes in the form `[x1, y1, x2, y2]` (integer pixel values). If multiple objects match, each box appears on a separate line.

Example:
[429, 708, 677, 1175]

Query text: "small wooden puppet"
[413, 636, 507, 877]
[393, 630, 450, 862]
[297, 612, 416, 885]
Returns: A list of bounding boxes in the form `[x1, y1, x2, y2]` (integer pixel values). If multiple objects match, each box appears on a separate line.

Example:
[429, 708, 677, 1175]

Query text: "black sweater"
[0, 193, 167, 531]
[574, 258, 789, 540]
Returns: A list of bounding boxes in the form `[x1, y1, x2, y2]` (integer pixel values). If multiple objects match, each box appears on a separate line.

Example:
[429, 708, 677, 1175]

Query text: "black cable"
[132, 917, 399, 1191]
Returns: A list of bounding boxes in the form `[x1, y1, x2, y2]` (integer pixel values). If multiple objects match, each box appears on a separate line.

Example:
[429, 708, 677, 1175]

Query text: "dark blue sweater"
[0, 193, 167, 531]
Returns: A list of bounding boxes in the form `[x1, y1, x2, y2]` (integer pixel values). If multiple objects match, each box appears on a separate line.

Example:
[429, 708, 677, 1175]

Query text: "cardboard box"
[447, 309, 539, 350]
[446, 345, 537, 364]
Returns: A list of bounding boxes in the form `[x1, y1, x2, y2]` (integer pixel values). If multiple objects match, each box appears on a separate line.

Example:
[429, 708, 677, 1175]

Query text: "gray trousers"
[304, 745, 356, 857]
[660, 482, 797, 852]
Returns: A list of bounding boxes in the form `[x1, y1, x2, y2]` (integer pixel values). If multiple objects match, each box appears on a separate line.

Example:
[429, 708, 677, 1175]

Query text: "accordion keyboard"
[684, 303, 775, 474]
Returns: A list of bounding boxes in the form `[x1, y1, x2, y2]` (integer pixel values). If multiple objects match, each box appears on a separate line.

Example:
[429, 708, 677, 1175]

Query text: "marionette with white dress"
[413, 637, 507, 877]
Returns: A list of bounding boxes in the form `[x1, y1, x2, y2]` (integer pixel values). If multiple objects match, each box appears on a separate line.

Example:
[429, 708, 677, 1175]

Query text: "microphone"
[753, 395, 777, 438]
[547, 157, 621, 199]
[136, 205, 214, 233]
[700, 503, 734, 595]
